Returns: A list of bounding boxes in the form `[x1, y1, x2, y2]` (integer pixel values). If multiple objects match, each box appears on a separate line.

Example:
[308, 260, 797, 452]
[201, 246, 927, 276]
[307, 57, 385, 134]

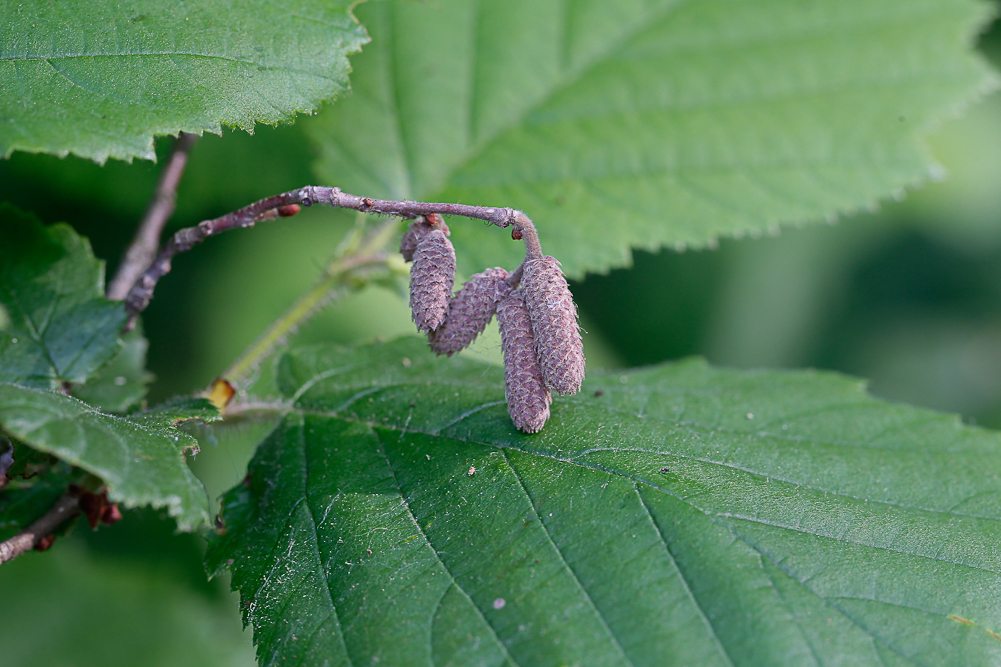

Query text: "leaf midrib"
[287, 405, 1001, 576]
[277, 408, 962, 666]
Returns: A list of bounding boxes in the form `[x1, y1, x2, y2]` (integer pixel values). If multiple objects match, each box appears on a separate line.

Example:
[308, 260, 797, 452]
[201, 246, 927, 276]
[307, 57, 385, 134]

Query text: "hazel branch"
[108, 132, 198, 301]
[0, 493, 79, 565]
[123, 185, 528, 324]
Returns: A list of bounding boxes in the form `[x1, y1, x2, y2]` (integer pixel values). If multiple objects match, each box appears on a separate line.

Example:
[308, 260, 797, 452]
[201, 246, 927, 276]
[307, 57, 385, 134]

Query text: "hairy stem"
[108, 133, 197, 301]
[123, 185, 529, 326]
[0, 494, 79, 565]
[221, 218, 401, 386]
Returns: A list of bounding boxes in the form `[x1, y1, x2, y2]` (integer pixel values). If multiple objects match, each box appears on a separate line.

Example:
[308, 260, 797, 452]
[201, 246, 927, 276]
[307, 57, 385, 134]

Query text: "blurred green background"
[2, 17, 1001, 667]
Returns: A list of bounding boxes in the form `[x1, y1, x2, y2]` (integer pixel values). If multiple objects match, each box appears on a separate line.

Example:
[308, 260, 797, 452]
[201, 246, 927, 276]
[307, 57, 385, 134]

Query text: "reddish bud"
[277, 204, 301, 217]
[428, 268, 512, 356]
[35, 534, 57, 552]
[511, 228, 523, 240]
[101, 503, 123, 525]
[400, 216, 450, 262]
[496, 290, 551, 433]
[410, 230, 456, 333]
[75, 488, 111, 529]
[521, 256, 585, 395]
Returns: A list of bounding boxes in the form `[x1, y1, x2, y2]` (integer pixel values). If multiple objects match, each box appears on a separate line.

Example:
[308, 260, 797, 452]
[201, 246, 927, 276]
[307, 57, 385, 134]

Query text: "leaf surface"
[1, 0, 370, 163]
[308, 0, 999, 277]
[0, 384, 215, 530]
[71, 326, 154, 414]
[208, 337, 1001, 666]
[0, 204, 127, 390]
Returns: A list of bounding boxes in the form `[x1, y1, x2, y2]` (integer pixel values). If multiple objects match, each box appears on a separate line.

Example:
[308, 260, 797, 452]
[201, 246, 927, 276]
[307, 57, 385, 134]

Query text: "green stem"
[221, 218, 402, 386]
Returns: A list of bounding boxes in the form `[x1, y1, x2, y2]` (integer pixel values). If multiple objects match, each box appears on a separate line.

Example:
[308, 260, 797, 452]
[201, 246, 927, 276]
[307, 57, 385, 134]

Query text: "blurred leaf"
[309, 0, 999, 277]
[0, 438, 81, 536]
[0, 384, 215, 531]
[209, 337, 1001, 666]
[0, 204, 127, 389]
[72, 325, 155, 413]
[0, 541, 255, 667]
[128, 396, 220, 430]
[0, 0, 370, 164]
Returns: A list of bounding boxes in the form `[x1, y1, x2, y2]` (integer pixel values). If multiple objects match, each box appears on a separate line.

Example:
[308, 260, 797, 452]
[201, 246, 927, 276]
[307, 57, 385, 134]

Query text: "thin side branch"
[108, 132, 198, 300]
[123, 185, 529, 323]
[0, 493, 80, 564]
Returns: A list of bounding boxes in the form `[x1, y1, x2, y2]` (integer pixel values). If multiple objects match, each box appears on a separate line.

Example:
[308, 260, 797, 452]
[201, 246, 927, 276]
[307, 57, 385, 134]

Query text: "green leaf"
[308, 0, 999, 277]
[0, 384, 215, 531]
[71, 325, 154, 414]
[1, 0, 370, 164]
[209, 337, 1001, 666]
[0, 440, 81, 541]
[0, 203, 127, 389]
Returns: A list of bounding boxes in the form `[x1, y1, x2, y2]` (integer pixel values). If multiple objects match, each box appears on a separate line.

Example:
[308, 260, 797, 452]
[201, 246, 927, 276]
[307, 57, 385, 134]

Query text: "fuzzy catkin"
[497, 290, 551, 433]
[521, 256, 585, 395]
[410, 229, 455, 333]
[400, 216, 450, 262]
[428, 267, 512, 356]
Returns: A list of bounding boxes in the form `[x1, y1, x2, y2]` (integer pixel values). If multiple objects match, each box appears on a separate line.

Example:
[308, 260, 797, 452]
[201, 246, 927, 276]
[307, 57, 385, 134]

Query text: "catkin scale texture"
[497, 290, 551, 433]
[428, 267, 512, 356]
[521, 256, 585, 395]
[409, 229, 455, 333]
[400, 217, 449, 262]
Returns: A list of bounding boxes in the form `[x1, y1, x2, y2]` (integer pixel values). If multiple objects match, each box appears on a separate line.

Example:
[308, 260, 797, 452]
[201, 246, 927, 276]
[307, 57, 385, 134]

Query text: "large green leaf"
[208, 337, 1001, 666]
[0, 0, 370, 164]
[0, 203, 127, 390]
[0, 385, 215, 531]
[308, 0, 999, 277]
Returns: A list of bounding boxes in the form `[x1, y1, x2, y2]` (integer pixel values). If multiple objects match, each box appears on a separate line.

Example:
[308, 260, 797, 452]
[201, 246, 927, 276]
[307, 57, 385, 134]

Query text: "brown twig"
[123, 185, 531, 324]
[0, 493, 80, 564]
[107, 133, 198, 301]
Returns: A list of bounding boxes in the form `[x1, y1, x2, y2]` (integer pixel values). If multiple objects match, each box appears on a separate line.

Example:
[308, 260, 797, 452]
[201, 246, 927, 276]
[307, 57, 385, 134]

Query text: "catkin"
[410, 229, 455, 333]
[521, 256, 585, 395]
[497, 290, 551, 433]
[428, 267, 512, 356]
[400, 216, 450, 262]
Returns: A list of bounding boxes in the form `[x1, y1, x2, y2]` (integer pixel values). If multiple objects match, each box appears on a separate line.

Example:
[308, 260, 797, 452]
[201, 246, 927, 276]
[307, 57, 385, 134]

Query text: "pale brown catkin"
[410, 229, 455, 333]
[496, 289, 551, 433]
[521, 256, 585, 395]
[400, 215, 450, 262]
[428, 267, 512, 356]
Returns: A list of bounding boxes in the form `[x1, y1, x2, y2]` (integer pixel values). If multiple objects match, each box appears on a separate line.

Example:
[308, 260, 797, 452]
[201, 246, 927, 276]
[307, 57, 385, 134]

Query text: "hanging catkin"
[496, 289, 551, 433]
[428, 267, 512, 356]
[521, 256, 585, 395]
[409, 229, 455, 333]
[400, 215, 449, 263]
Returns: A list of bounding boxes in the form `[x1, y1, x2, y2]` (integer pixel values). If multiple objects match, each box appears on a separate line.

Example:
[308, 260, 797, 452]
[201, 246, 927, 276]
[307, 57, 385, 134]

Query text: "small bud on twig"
[497, 290, 551, 433]
[429, 267, 512, 356]
[410, 229, 456, 333]
[521, 256, 585, 395]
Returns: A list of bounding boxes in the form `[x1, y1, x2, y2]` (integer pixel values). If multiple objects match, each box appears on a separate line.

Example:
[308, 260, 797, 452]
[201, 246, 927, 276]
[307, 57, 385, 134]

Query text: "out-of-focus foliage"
[309, 0, 997, 278]
[0, 537, 254, 667]
[0, 205, 126, 389]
